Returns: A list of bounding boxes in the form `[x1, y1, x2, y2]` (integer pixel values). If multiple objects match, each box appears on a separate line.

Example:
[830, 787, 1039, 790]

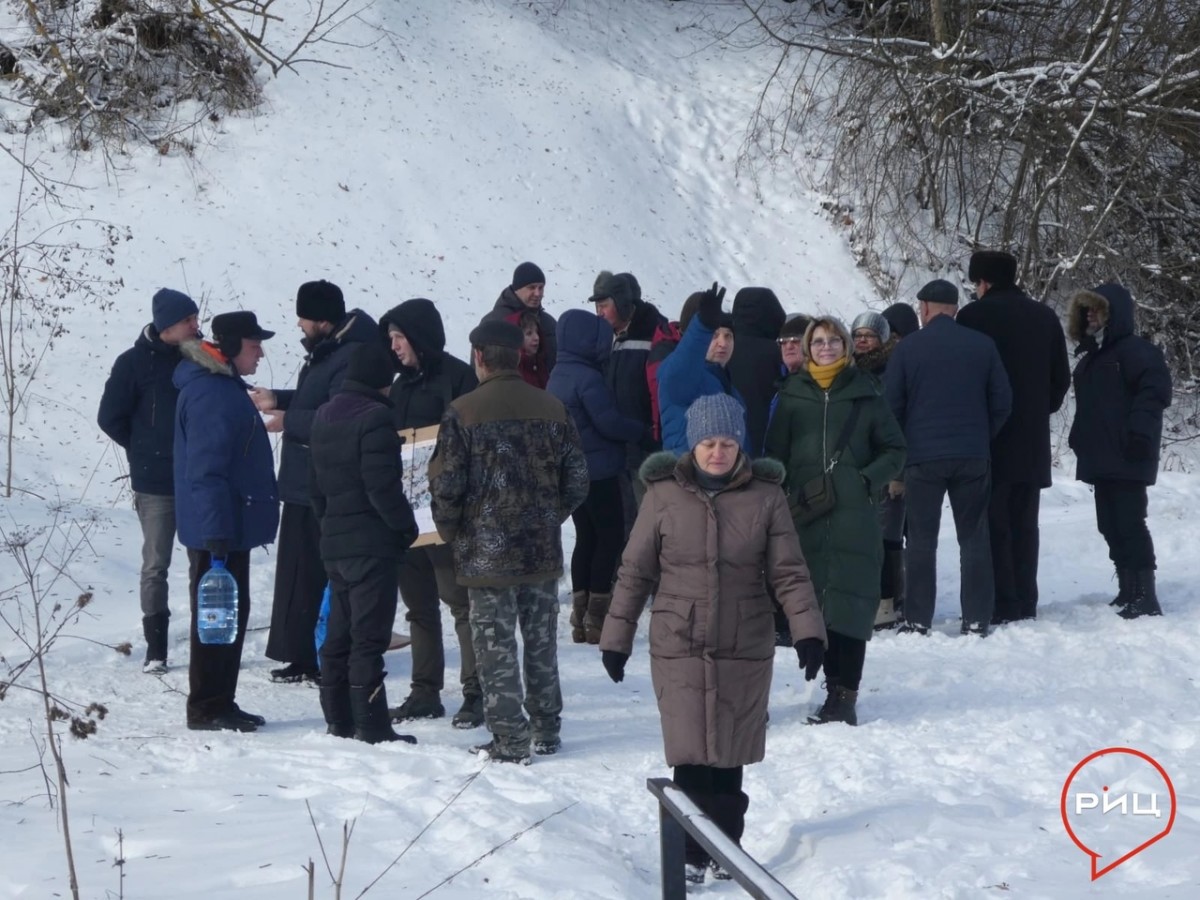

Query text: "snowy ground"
[1, 1, 1197, 898]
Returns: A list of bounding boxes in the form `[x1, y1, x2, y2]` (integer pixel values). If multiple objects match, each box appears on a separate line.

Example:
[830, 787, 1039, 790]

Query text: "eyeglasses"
[776, 337, 804, 346]
[810, 337, 844, 349]
[852, 331, 879, 341]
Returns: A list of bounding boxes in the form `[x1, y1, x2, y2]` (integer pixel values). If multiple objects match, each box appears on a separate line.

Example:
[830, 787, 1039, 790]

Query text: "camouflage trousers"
[468, 580, 562, 755]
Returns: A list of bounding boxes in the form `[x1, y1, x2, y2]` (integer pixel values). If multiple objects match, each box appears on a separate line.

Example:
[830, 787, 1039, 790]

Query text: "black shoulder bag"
[789, 399, 863, 526]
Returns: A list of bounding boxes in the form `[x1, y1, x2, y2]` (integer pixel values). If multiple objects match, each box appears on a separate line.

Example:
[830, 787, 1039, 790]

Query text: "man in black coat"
[310, 343, 420, 744]
[484, 261, 558, 369]
[957, 251, 1071, 623]
[591, 271, 665, 534]
[1067, 283, 1172, 619]
[98, 288, 201, 674]
[727, 287, 786, 455]
[250, 280, 378, 683]
[884, 279, 1012, 636]
[378, 298, 481, 727]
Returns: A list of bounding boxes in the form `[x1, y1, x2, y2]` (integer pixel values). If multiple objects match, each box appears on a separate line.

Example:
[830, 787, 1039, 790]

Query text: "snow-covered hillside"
[1, 2, 1196, 898]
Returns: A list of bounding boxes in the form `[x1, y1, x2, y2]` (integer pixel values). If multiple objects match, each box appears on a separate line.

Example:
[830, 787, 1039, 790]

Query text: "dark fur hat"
[968, 251, 1018, 289]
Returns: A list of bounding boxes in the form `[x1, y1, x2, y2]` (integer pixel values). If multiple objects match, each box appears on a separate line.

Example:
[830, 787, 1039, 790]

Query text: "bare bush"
[738, 1, 1200, 385]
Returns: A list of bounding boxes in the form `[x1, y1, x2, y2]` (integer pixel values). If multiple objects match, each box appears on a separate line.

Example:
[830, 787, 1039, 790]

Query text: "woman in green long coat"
[764, 316, 906, 725]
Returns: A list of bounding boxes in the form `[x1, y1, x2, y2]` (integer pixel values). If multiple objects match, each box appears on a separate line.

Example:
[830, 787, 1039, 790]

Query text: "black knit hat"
[296, 280, 345, 322]
[967, 251, 1017, 289]
[511, 262, 546, 291]
[881, 303, 919, 338]
[916, 279, 959, 306]
[469, 318, 524, 350]
[344, 341, 395, 390]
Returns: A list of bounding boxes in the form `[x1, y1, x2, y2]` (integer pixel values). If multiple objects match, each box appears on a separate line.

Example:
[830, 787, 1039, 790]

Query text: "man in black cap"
[591, 271, 667, 532]
[485, 261, 558, 369]
[429, 318, 589, 763]
[884, 280, 1012, 636]
[377, 298, 480, 728]
[957, 251, 1071, 623]
[249, 280, 378, 684]
[99, 288, 202, 674]
[174, 311, 280, 731]
[309, 342, 420, 745]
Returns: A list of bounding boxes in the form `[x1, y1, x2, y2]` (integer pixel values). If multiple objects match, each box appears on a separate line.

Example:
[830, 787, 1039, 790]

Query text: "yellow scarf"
[807, 356, 848, 390]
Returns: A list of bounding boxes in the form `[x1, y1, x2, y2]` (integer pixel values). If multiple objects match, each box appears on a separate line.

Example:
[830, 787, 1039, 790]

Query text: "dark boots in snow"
[389, 691, 445, 722]
[142, 612, 169, 674]
[451, 693, 484, 729]
[1118, 569, 1163, 619]
[320, 685, 354, 738]
[351, 683, 417, 745]
[808, 683, 859, 726]
[1109, 567, 1134, 611]
[569, 590, 589, 644]
[585, 591, 611, 645]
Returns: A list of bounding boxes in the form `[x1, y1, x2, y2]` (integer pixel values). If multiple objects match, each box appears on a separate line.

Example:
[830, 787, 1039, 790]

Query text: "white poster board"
[399, 425, 443, 547]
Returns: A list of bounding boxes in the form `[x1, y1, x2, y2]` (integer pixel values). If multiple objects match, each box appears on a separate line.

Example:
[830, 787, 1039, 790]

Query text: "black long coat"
[1066, 285, 1172, 486]
[274, 310, 380, 504]
[727, 288, 786, 455]
[957, 286, 1070, 487]
[309, 381, 419, 561]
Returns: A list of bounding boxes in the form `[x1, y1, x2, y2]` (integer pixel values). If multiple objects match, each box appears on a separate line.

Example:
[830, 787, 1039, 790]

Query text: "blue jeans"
[134, 492, 176, 617]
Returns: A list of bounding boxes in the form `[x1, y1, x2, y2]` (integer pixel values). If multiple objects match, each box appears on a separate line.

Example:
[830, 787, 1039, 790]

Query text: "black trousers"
[673, 764, 747, 867]
[570, 476, 625, 593]
[321, 556, 397, 690]
[265, 502, 326, 670]
[186, 549, 251, 722]
[823, 629, 866, 692]
[1094, 480, 1156, 570]
[396, 542, 477, 699]
[988, 481, 1042, 621]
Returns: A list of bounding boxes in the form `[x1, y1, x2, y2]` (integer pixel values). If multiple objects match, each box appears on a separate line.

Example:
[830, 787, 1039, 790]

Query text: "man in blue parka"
[174, 311, 280, 731]
[1066, 283, 1172, 619]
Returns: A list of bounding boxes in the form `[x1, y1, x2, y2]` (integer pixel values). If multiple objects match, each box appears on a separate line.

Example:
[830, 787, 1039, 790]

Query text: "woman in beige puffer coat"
[599, 393, 826, 883]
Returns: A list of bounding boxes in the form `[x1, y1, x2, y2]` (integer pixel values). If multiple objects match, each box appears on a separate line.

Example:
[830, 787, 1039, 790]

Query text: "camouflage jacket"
[429, 370, 589, 587]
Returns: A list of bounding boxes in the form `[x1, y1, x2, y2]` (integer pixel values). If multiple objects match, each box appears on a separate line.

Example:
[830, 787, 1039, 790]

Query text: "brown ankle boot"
[585, 591, 611, 644]
[570, 590, 589, 643]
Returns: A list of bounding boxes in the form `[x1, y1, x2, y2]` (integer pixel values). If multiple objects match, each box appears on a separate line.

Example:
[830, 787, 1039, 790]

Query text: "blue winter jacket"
[547, 310, 646, 481]
[884, 314, 1012, 465]
[97, 324, 184, 495]
[655, 318, 749, 455]
[173, 342, 280, 552]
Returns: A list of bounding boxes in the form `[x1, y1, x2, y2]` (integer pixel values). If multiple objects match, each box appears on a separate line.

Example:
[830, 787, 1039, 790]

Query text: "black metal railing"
[647, 777, 798, 899]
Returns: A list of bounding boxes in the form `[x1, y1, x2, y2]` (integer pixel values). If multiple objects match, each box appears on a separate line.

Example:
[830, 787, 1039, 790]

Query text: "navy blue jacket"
[884, 314, 1012, 466]
[957, 285, 1070, 487]
[655, 318, 749, 455]
[173, 342, 280, 551]
[273, 310, 378, 505]
[547, 310, 646, 481]
[605, 299, 667, 466]
[97, 324, 184, 494]
[1066, 284, 1172, 486]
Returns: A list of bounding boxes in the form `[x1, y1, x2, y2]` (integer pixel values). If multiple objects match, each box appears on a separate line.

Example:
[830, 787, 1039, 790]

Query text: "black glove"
[794, 638, 824, 682]
[601, 649, 629, 684]
[696, 281, 727, 330]
[205, 539, 231, 562]
[1125, 433, 1154, 462]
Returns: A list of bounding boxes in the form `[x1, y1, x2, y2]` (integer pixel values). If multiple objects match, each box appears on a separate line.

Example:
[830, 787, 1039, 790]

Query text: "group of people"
[98, 251, 1172, 885]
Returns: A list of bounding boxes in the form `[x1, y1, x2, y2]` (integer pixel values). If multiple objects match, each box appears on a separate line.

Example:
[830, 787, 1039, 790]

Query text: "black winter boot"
[569, 590, 588, 644]
[1118, 569, 1163, 619]
[807, 685, 858, 726]
[351, 683, 417, 745]
[585, 591, 611, 645]
[319, 685, 354, 738]
[142, 613, 169, 674]
[1109, 568, 1134, 610]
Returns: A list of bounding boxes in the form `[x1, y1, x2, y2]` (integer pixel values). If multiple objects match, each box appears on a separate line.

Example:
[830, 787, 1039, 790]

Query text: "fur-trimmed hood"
[853, 333, 899, 375]
[639, 450, 785, 487]
[1067, 284, 1134, 347]
[178, 339, 234, 377]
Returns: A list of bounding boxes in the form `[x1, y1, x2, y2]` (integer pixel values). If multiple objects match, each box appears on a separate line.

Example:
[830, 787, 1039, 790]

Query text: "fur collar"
[639, 451, 785, 486]
[180, 339, 234, 376]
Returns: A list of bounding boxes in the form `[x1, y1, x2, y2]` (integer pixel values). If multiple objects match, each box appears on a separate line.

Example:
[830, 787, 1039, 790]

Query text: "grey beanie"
[851, 311, 890, 343]
[685, 393, 747, 450]
[152, 288, 199, 333]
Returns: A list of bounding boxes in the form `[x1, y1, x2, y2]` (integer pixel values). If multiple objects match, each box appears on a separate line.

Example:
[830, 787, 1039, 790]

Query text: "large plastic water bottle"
[197, 558, 239, 645]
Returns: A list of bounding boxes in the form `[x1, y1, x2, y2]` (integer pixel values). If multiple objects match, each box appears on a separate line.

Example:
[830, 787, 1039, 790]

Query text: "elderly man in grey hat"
[429, 318, 589, 763]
